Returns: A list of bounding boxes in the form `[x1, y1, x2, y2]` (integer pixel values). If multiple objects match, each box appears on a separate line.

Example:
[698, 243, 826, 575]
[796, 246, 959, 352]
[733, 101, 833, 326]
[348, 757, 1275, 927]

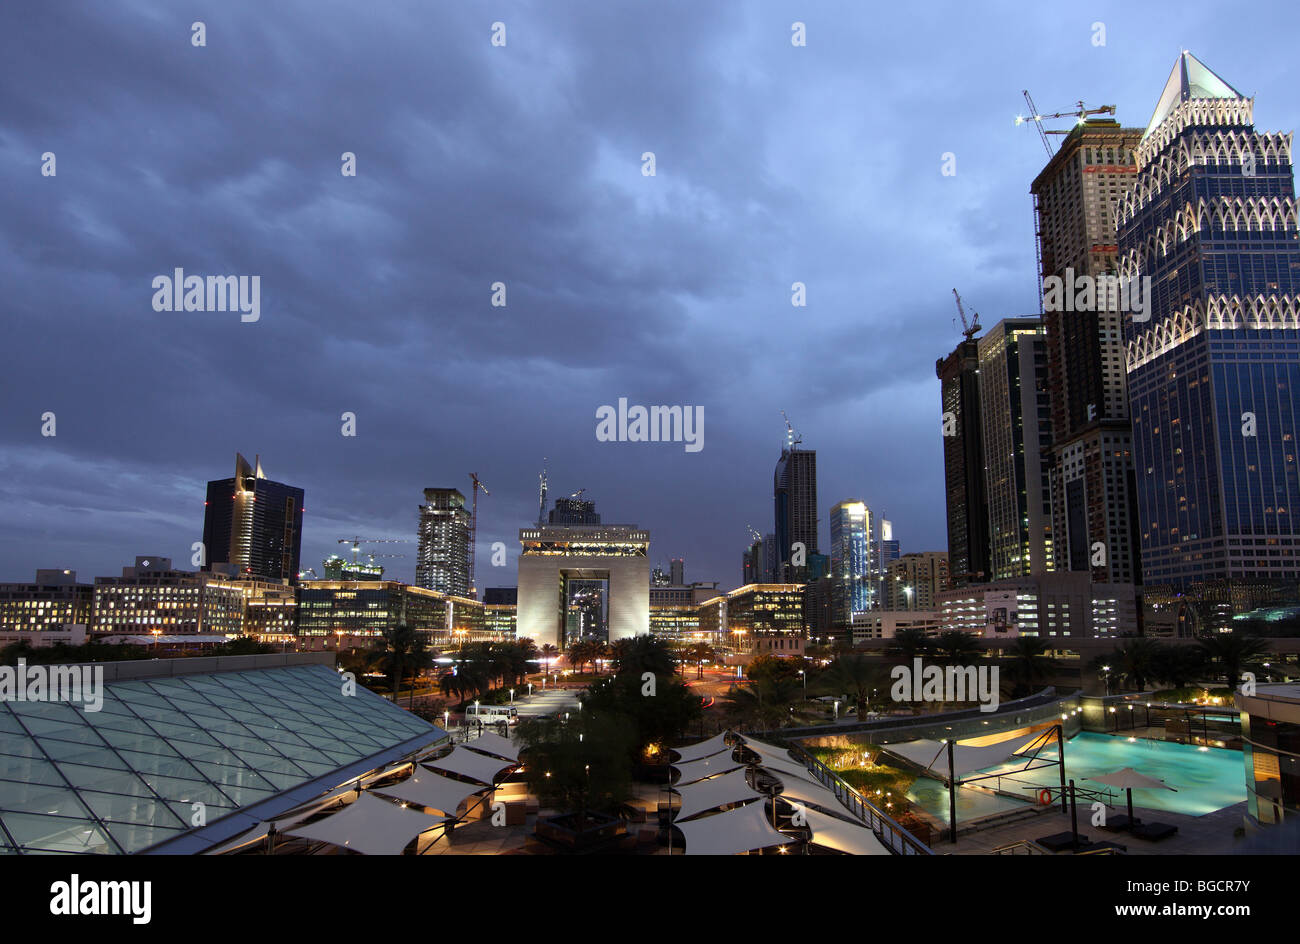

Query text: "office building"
[829, 500, 873, 629]
[979, 318, 1054, 578]
[298, 579, 483, 646]
[937, 339, 991, 586]
[774, 446, 818, 581]
[416, 488, 471, 597]
[884, 552, 949, 610]
[0, 570, 94, 634]
[1032, 119, 1144, 585]
[934, 572, 1136, 639]
[1119, 52, 1300, 628]
[202, 453, 304, 584]
[516, 505, 649, 649]
[92, 557, 246, 636]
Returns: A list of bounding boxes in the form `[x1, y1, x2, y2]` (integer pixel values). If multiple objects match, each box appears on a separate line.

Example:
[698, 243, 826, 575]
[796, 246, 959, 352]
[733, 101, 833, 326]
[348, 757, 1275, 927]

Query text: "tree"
[609, 635, 676, 677]
[1150, 643, 1207, 689]
[1001, 636, 1053, 699]
[516, 714, 633, 828]
[890, 628, 930, 662]
[540, 643, 559, 675]
[686, 642, 715, 679]
[1197, 633, 1271, 688]
[1095, 637, 1163, 693]
[816, 654, 892, 719]
[934, 630, 983, 666]
[375, 623, 429, 707]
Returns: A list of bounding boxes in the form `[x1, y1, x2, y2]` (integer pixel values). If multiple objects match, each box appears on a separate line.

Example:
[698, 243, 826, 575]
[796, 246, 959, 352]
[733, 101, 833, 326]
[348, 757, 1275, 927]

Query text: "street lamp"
[904, 585, 914, 611]
[833, 700, 840, 720]
[798, 669, 806, 698]
[509, 688, 515, 705]
[1102, 664, 1111, 697]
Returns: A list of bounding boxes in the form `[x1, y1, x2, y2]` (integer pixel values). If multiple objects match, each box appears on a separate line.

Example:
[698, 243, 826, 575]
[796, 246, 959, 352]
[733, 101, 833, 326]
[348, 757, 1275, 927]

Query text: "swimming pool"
[906, 732, 1246, 821]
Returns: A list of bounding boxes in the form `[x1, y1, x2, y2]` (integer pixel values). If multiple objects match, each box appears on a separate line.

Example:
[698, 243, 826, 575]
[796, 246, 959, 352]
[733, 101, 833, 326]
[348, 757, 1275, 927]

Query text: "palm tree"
[1151, 642, 1206, 689]
[817, 654, 891, 719]
[686, 642, 715, 679]
[376, 623, 429, 707]
[1095, 637, 1163, 693]
[1002, 636, 1053, 699]
[934, 630, 983, 666]
[540, 643, 559, 677]
[1197, 633, 1271, 688]
[609, 635, 676, 677]
[890, 627, 930, 662]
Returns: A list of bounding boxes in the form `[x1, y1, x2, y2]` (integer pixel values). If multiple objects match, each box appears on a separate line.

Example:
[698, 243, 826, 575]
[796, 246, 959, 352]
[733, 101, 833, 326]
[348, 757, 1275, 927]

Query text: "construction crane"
[569, 488, 587, 500]
[1017, 91, 1117, 157]
[338, 537, 409, 562]
[537, 458, 548, 526]
[952, 289, 982, 341]
[780, 410, 802, 450]
[746, 526, 763, 544]
[468, 473, 490, 595]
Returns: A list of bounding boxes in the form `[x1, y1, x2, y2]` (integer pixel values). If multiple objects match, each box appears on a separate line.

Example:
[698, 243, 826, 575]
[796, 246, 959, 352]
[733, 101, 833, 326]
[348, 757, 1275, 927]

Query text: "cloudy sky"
[2, 1, 1297, 590]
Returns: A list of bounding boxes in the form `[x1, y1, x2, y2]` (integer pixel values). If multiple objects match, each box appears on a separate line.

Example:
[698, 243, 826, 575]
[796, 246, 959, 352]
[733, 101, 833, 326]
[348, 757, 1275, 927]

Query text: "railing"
[785, 742, 934, 855]
[992, 839, 1049, 855]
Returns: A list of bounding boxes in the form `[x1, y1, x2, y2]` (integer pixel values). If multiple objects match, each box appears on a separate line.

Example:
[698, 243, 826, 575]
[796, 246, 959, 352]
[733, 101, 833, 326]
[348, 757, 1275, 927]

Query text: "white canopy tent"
[670, 732, 732, 765]
[372, 769, 488, 816]
[677, 800, 796, 855]
[882, 733, 1048, 779]
[673, 753, 742, 785]
[737, 735, 795, 757]
[802, 807, 892, 855]
[282, 792, 440, 856]
[422, 746, 516, 785]
[462, 731, 520, 762]
[673, 768, 765, 821]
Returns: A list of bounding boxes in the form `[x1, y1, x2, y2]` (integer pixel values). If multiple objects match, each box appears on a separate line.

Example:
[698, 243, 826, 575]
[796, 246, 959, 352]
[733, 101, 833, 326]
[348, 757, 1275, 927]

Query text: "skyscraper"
[937, 339, 990, 586]
[416, 488, 471, 596]
[829, 500, 872, 628]
[774, 446, 818, 581]
[202, 453, 304, 584]
[670, 558, 685, 586]
[1032, 118, 1145, 584]
[1118, 53, 1300, 625]
[979, 318, 1054, 579]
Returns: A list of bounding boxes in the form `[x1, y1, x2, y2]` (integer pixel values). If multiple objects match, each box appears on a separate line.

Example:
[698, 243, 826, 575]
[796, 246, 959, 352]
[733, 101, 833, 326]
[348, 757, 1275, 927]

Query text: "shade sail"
[748, 751, 822, 786]
[462, 731, 520, 762]
[673, 753, 742, 785]
[673, 768, 764, 821]
[422, 746, 515, 785]
[883, 734, 1048, 779]
[677, 801, 795, 855]
[803, 807, 891, 855]
[1085, 767, 1177, 791]
[737, 736, 793, 758]
[372, 770, 488, 816]
[283, 792, 439, 855]
[772, 776, 853, 819]
[671, 732, 732, 765]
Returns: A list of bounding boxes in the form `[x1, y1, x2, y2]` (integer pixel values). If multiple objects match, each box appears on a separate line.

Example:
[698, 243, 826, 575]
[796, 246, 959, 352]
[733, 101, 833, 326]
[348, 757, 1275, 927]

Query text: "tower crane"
[569, 488, 587, 500]
[468, 473, 489, 595]
[747, 526, 763, 544]
[952, 289, 982, 341]
[1017, 91, 1117, 157]
[338, 537, 410, 562]
[780, 410, 802, 449]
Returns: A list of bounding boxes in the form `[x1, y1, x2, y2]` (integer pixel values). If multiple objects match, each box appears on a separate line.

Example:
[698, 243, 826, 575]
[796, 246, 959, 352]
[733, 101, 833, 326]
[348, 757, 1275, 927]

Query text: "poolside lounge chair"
[1131, 821, 1178, 841]
[1077, 839, 1127, 854]
[1098, 813, 1141, 832]
[1035, 831, 1090, 852]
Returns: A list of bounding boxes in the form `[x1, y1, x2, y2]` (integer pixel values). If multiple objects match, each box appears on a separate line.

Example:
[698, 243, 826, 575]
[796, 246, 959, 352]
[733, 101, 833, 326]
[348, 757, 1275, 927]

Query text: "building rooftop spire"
[1144, 51, 1245, 139]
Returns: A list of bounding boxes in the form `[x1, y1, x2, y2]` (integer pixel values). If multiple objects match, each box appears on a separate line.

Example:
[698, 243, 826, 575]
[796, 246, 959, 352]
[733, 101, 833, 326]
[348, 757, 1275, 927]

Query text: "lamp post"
[509, 688, 515, 705]
[798, 669, 806, 698]
[1102, 664, 1111, 697]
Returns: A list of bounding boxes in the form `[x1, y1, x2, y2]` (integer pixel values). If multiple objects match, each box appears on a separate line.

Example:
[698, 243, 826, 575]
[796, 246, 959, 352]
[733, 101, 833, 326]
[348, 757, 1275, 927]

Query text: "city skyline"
[5, 5, 1300, 593]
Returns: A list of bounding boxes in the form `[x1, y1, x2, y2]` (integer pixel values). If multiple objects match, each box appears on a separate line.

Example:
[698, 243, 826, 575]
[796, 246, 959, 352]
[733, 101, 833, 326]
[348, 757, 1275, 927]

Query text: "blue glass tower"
[829, 501, 871, 626]
[1119, 53, 1300, 625]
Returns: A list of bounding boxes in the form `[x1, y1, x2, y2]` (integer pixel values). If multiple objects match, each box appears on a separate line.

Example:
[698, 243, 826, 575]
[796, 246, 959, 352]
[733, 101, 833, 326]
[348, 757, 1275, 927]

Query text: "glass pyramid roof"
[0, 663, 437, 854]
[1144, 51, 1245, 139]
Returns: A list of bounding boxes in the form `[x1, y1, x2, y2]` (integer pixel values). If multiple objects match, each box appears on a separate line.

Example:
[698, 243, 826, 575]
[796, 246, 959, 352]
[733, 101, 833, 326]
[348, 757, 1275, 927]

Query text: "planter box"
[534, 811, 627, 852]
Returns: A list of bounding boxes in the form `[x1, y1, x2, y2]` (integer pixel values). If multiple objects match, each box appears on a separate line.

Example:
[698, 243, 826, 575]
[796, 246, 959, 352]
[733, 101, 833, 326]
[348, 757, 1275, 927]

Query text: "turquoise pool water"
[906, 732, 1246, 822]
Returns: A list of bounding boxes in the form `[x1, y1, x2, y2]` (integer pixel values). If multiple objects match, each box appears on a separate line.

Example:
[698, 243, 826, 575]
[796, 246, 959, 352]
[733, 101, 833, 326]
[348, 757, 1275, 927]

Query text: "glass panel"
[0, 812, 120, 854]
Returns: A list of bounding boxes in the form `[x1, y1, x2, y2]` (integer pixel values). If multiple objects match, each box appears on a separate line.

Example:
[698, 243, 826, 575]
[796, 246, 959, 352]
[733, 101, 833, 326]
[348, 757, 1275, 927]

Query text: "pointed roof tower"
[1144, 51, 1245, 139]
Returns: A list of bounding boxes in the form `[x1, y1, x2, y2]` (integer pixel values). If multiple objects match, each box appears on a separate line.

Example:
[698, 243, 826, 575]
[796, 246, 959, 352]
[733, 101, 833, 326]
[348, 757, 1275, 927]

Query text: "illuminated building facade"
[0, 570, 93, 633]
[297, 580, 483, 645]
[829, 500, 872, 628]
[92, 557, 245, 636]
[416, 488, 471, 597]
[202, 453, 304, 584]
[516, 519, 649, 649]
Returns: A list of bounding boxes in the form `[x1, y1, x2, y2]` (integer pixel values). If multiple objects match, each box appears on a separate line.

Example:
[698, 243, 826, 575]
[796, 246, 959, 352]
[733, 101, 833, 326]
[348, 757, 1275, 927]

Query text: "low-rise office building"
[93, 557, 246, 636]
[0, 570, 94, 634]
[934, 572, 1136, 639]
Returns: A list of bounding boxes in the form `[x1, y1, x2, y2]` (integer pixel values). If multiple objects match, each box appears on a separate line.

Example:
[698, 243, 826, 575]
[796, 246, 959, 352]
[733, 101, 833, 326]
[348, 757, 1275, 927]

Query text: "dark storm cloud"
[1, 1, 1297, 586]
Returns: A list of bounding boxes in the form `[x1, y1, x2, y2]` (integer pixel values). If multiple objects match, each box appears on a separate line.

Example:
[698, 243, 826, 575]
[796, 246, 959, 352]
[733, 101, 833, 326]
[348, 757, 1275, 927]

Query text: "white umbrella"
[1085, 767, 1176, 823]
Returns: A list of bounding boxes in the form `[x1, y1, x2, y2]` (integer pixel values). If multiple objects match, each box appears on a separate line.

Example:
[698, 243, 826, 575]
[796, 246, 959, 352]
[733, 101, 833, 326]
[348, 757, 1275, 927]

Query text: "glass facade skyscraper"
[202, 453, 304, 584]
[773, 446, 818, 582]
[829, 500, 872, 627]
[1118, 53, 1300, 624]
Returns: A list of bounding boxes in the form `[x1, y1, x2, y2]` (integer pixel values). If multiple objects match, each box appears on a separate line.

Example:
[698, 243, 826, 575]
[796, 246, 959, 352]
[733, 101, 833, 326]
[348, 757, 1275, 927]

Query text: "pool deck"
[941, 800, 1249, 855]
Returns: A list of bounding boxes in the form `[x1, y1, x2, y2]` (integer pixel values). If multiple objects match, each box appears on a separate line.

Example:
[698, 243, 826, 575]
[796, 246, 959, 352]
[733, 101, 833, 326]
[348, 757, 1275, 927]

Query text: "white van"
[464, 704, 518, 725]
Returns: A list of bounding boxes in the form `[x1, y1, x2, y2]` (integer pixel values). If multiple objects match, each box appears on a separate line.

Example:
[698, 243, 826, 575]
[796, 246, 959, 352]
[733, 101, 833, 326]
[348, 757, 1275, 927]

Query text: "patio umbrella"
[1085, 767, 1177, 824]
